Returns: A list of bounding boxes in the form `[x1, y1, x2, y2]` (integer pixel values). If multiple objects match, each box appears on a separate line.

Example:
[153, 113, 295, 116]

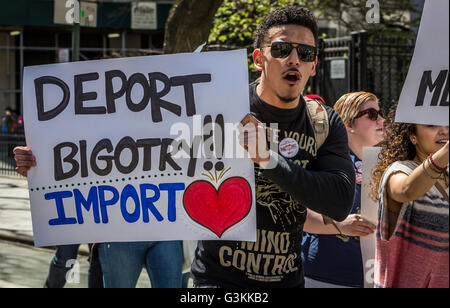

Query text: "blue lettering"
[159, 183, 186, 222]
[120, 184, 141, 223]
[46, 191, 77, 226]
[98, 185, 119, 223]
[74, 187, 100, 224]
[45, 182, 186, 226]
[140, 184, 163, 222]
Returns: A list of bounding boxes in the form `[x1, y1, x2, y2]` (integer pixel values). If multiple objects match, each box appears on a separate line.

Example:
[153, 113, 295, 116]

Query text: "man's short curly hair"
[254, 6, 318, 49]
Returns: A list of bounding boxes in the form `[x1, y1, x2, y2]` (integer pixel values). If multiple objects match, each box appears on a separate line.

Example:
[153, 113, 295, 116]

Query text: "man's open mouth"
[282, 71, 301, 83]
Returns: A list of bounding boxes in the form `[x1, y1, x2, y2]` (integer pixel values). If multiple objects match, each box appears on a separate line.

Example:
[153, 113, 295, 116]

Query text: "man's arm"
[242, 109, 355, 222]
[303, 209, 341, 234]
[261, 149, 355, 222]
[304, 209, 376, 236]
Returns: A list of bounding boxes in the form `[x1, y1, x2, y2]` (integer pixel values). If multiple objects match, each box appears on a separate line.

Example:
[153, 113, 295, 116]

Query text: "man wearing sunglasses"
[191, 6, 355, 288]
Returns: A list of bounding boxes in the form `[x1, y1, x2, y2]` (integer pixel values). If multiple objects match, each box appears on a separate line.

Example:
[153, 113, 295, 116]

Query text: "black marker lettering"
[126, 73, 150, 112]
[79, 140, 88, 178]
[114, 136, 139, 174]
[440, 73, 449, 107]
[54, 142, 79, 181]
[74, 72, 104, 115]
[170, 74, 212, 117]
[105, 70, 128, 113]
[149, 72, 182, 123]
[136, 138, 161, 171]
[160, 138, 182, 171]
[35, 76, 70, 121]
[215, 114, 225, 159]
[187, 135, 202, 177]
[91, 139, 114, 176]
[203, 115, 214, 159]
[416, 70, 448, 106]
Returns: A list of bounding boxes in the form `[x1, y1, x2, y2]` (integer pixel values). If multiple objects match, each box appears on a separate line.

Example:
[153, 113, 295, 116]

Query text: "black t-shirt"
[191, 83, 355, 288]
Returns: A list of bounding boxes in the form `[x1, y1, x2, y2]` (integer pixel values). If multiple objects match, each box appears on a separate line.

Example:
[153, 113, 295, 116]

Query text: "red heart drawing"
[183, 177, 252, 238]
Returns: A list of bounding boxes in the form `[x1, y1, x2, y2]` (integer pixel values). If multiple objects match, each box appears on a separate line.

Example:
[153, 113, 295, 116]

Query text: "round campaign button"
[355, 172, 362, 185]
[355, 161, 363, 173]
[279, 137, 299, 158]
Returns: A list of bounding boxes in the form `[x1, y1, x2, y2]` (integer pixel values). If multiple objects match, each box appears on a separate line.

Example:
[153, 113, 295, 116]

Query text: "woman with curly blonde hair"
[371, 106, 449, 288]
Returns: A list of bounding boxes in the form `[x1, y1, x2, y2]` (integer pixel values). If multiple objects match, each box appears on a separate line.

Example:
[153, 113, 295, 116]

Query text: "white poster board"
[360, 146, 381, 288]
[22, 50, 256, 247]
[395, 0, 449, 126]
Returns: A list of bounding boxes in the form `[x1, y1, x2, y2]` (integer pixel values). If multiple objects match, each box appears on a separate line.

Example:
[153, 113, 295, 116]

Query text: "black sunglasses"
[355, 108, 384, 121]
[266, 42, 317, 62]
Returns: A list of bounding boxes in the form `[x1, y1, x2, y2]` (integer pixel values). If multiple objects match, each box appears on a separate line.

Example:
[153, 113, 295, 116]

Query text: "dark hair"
[370, 104, 417, 200]
[254, 6, 318, 49]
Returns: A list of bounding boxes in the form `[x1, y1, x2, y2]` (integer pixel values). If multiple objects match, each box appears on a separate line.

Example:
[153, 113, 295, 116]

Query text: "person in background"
[370, 106, 448, 288]
[302, 92, 383, 288]
[1, 107, 16, 134]
[13, 147, 104, 288]
[2, 107, 19, 157]
[97, 240, 183, 288]
[45, 244, 103, 288]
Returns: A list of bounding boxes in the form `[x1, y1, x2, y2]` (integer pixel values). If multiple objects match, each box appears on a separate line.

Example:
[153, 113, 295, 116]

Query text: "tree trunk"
[163, 0, 224, 54]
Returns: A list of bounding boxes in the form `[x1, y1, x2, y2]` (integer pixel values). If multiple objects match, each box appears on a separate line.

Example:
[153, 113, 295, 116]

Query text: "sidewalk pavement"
[0, 176, 152, 288]
[0, 176, 89, 254]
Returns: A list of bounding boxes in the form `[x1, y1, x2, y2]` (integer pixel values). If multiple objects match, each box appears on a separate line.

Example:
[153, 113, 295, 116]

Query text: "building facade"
[0, 0, 175, 115]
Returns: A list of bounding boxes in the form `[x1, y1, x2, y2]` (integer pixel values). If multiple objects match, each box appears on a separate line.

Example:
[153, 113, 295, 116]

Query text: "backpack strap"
[304, 97, 336, 231]
[304, 97, 329, 154]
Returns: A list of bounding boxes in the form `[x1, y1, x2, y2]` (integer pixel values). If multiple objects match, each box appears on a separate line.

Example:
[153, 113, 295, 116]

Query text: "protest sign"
[395, 0, 449, 126]
[360, 146, 381, 288]
[22, 50, 256, 247]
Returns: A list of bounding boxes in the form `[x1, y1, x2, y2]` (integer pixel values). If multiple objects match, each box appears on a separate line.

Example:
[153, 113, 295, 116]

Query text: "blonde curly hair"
[333, 91, 379, 126]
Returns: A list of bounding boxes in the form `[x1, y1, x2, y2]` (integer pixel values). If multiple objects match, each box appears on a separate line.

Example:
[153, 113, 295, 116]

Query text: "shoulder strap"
[304, 98, 333, 227]
[304, 97, 329, 153]
[434, 182, 449, 203]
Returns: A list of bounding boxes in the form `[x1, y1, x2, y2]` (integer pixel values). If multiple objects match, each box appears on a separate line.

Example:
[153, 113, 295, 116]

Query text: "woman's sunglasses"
[355, 108, 384, 121]
[266, 42, 317, 62]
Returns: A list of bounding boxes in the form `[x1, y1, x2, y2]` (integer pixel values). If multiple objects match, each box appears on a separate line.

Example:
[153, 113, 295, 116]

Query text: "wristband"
[429, 153, 446, 173]
[423, 159, 442, 180]
[427, 156, 442, 174]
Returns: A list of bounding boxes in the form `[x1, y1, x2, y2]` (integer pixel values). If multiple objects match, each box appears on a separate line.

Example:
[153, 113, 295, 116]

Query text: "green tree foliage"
[209, 0, 299, 47]
[210, 0, 418, 45]
[209, 0, 299, 80]
[311, 0, 419, 39]
[208, 0, 419, 81]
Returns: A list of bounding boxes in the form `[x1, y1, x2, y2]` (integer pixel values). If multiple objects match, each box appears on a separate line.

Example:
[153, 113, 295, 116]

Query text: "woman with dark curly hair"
[371, 106, 449, 288]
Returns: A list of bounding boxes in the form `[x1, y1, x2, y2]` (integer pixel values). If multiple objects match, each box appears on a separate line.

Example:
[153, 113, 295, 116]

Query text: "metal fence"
[0, 134, 26, 177]
[208, 31, 415, 111]
[313, 31, 416, 110]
